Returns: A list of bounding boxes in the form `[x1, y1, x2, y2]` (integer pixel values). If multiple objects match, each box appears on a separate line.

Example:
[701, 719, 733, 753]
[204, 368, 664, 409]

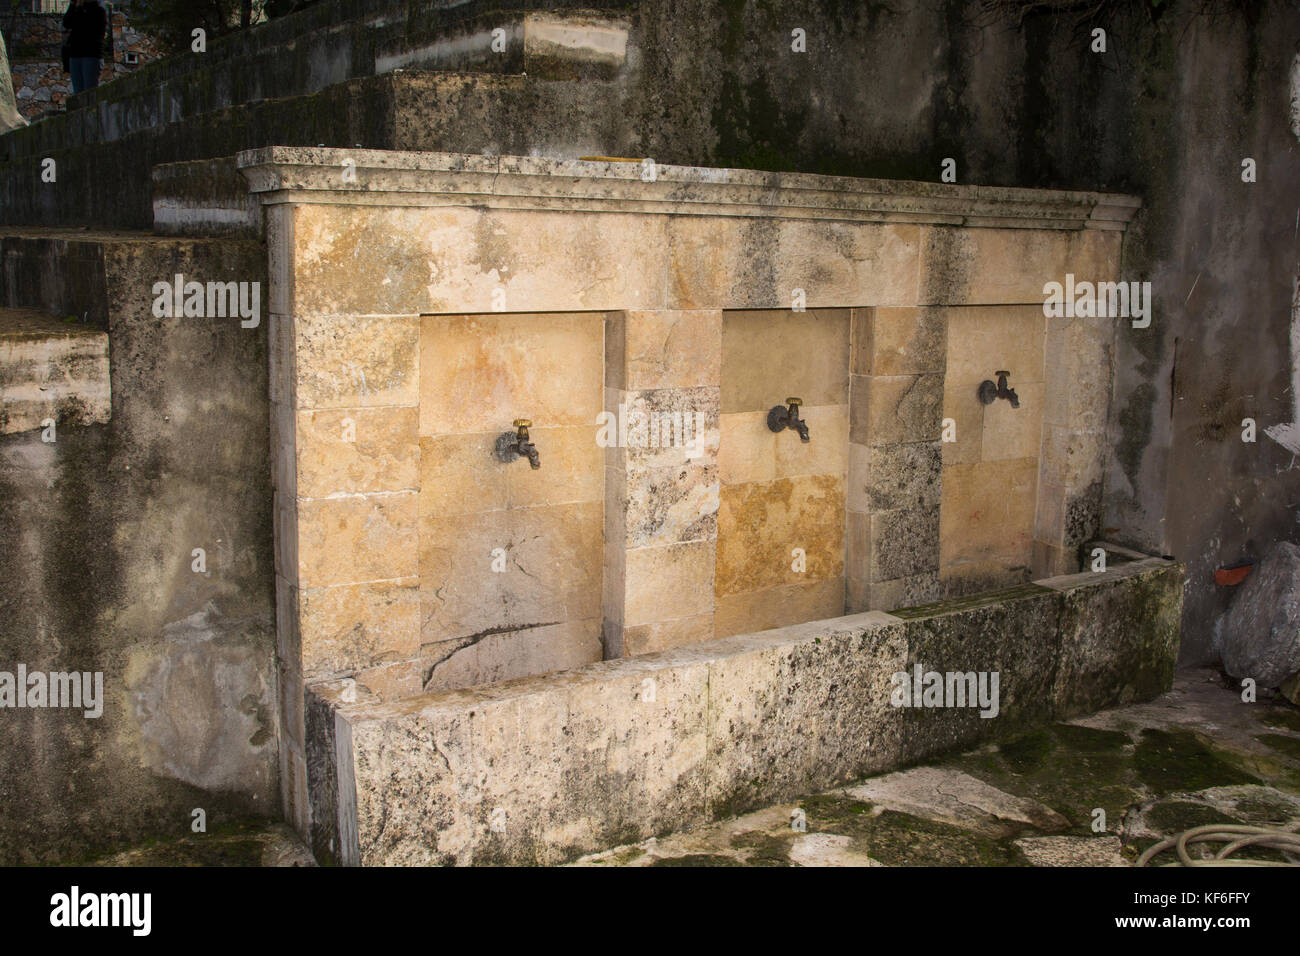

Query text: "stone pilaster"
[602, 310, 721, 656]
[847, 306, 946, 611]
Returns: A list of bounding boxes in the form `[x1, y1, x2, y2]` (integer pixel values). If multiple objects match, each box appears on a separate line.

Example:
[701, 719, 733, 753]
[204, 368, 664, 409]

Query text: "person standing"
[63, 0, 109, 96]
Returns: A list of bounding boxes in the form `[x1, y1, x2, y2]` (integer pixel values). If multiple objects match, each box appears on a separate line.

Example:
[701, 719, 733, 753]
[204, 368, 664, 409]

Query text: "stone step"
[1, 3, 629, 163]
[306, 558, 1182, 865]
[0, 307, 109, 435]
[1, 63, 628, 231]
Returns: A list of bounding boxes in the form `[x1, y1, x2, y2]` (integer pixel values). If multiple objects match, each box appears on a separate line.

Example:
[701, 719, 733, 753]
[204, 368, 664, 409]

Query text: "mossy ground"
[579, 673, 1300, 867]
[81, 819, 313, 867]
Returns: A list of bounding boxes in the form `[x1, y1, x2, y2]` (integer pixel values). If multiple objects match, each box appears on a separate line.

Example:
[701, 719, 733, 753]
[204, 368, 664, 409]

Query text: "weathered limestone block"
[1042, 558, 1182, 715]
[870, 506, 941, 581]
[856, 441, 943, 512]
[716, 474, 846, 594]
[124, 603, 276, 795]
[294, 314, 419, 409]
[721, 309, 850, 412]
[343, 656, 712, 865]
[849, 372, 944, 445]
[704, 613, 909, 813]
[891, 584, 1061, 745]
[298, 578, 421, 677]
[919, 226, 1121, 305]
[605, 310, 722, 391]
[0, 309, 110, 434]
[295, 406, 419, 497]
[854, 306, 947, 377]
[714, 576, 845, 638]
[419, 501, 603, 642]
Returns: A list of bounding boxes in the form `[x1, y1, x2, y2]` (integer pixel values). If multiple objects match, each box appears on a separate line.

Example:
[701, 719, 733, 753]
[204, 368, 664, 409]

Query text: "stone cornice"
[236, 146, 1141, 231]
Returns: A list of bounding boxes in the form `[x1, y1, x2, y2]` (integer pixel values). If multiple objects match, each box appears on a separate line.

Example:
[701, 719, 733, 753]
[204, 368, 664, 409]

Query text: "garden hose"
[1136, 823, 1300, 867]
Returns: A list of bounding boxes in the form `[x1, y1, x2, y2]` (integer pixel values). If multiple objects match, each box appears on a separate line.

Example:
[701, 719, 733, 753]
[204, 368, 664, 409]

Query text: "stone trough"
[306, 558, 1181, 865]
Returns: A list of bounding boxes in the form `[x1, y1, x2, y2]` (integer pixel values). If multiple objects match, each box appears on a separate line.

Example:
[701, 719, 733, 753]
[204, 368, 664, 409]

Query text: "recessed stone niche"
[236, 146, 1139, 833]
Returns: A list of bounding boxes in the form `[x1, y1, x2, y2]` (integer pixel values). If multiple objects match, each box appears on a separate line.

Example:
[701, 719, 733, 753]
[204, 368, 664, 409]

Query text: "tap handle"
[786, 397, 802, 407]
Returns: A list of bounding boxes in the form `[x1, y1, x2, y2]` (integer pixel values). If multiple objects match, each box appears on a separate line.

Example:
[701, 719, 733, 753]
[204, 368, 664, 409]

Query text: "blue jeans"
[70, 58, 100, 94]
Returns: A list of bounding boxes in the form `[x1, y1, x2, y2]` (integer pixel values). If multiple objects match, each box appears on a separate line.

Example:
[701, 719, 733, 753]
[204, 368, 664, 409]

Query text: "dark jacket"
[63, 2, 109, 60]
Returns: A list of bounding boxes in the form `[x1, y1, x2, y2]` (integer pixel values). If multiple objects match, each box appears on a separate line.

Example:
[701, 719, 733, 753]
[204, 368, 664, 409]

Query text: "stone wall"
[6, 11, 162, 122]
[0, 232, 276, 863]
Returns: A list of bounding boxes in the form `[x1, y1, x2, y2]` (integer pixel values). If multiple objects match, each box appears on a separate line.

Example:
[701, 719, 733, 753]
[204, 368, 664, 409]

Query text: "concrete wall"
[0, 234, 276, 862]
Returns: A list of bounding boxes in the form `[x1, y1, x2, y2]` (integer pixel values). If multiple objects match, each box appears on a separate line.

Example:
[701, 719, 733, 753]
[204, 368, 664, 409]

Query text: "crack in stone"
[422, 620, 562, 685]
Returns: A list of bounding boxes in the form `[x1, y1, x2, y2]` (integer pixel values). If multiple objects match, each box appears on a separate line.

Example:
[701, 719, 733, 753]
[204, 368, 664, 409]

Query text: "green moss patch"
[651, 854, 744, 867]
[1134, 728, 1261, 795]
[1256, 706, 1300, 733]
[998, 730, 1055, 774]
[1254, 733, 1300, 761]
[729, 830, 795, 866]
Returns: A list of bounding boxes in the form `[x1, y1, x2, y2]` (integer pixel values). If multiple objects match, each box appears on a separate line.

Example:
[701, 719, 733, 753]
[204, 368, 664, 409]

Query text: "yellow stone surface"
[296, 492, 418, 588]
[714, 577, 845, 638]
[721, 309, 850, 413]
[944, 305, 1045, 388]
[420, 312, 603, 435]
[719, 411, 777, 486]
[623, 613, 715, 656]
[719, 404, 848, 486]
[294, 314, 420, 409]
[940, 386, 983, 467]
[716, 474, 846, 596]
[419, 501, 603, 643]
[299, 577, 421, 676]
[940, 458, 1038, 573]
[419, 426, 602, 518]
[291, 204, 672, 315]
[422, 619, 603, 693]
[981, 382, 1044, 462]
[296, 406, 419, 497]
[607, 310, 722, 390]
[857, 306, 946, 376]
[665, 219, 920, 310]
[920, 227, 1120, 305]
[774, 404, 849, 478]
[623, 540, 716, 627]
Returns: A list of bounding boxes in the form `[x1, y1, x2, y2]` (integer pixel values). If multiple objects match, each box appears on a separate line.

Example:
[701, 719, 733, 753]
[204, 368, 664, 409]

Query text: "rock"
[1215, 541, 1300, 688]
[789, 833, 882, 867]
[1014, 835, 1127, 867]
[843, 766, 1070, 837]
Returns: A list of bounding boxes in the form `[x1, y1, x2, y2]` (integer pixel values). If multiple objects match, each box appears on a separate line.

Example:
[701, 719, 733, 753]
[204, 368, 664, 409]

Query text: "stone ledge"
[237, 146, 1141, 231]
[307, 561, 1182, 865]
[0, 307, 109, 434]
